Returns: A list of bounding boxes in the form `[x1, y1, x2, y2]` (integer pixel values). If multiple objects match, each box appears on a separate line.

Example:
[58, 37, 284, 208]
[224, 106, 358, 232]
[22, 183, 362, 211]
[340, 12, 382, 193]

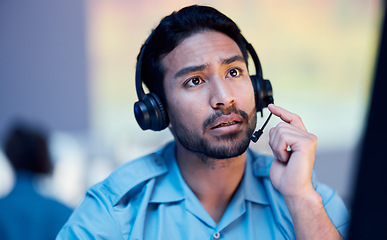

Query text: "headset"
[133, 33, 274, 138]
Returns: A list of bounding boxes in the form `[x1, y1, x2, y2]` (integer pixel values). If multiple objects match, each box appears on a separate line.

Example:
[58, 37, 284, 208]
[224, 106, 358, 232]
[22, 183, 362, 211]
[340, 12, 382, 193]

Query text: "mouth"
[211, 121, 240, 129]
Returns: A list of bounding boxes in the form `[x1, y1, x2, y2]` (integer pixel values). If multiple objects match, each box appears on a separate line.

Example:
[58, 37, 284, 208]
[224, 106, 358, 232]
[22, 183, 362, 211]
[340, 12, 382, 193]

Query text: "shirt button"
[213, 232, 221, 239]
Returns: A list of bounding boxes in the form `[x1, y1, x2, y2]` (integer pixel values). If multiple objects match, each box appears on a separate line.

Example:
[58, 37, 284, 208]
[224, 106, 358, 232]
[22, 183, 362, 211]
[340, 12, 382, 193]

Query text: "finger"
[270, 141, 291, 163]
[271, 122, 309, 142]
[273, 151, 291, 164]
[269, 122, 309, 162]
[269, 124, 293, 163]
[269, 122, 306, 148]
[268, 104, 307, 131]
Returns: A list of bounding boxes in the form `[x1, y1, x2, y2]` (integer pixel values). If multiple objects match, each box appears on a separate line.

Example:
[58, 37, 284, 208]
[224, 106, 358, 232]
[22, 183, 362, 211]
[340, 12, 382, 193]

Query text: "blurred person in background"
[0, 121, 72, 240]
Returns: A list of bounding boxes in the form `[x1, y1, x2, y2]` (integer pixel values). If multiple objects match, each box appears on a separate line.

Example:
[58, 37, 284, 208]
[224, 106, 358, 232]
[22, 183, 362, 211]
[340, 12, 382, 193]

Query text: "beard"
[171, 106, 257, 160]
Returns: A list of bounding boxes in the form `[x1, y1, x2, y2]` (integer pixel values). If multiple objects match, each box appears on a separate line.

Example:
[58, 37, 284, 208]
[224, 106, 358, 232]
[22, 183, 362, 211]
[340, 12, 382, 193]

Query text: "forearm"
[284, 190, 343, 240]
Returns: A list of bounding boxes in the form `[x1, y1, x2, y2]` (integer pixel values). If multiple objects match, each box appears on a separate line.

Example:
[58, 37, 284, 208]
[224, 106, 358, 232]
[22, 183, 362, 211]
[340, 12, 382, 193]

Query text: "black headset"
[134, 34, 274, 131]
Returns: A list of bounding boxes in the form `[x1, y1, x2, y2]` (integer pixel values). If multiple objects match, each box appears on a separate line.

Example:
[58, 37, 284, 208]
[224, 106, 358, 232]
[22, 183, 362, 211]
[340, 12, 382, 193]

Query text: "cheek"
[239, 81, 256, 109]
[167, 95, 206, 130]
[166, 96, 190, 122]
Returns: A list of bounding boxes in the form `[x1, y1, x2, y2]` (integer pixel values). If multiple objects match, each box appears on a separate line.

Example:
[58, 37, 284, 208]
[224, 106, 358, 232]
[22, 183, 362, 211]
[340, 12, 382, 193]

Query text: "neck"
[175, 141, 246, 224]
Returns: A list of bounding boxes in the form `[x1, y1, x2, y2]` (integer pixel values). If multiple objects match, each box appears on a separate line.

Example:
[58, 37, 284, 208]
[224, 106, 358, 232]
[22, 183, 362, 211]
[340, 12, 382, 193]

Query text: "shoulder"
[313, 180, 351, 236]
[247, 148, 342, 195]
[57, 142, 175, 239]
[246, 148, 350, 237]
[91, 142, 174, 206]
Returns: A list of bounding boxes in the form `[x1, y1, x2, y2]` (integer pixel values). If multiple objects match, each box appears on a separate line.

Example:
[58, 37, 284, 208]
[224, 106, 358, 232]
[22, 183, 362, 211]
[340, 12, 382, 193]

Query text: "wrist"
[283, 190, 343, 240]
[284, 189, 323, 216]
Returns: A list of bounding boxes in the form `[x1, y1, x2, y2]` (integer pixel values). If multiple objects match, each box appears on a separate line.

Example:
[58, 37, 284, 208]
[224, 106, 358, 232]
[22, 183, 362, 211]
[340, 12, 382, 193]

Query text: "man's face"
[162, 30, 257, 159]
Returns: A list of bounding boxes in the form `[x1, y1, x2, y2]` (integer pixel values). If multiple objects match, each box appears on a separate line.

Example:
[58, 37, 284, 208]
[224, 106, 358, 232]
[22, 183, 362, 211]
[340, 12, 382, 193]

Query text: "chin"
[200, 134, 251, 159]
[173, 116, 254, 160]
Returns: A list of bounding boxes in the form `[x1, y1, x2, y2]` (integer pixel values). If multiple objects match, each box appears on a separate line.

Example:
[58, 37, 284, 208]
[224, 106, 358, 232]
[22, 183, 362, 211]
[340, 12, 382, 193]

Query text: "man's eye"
[227, 68, 242, 78]
[184, 77, 204, 87]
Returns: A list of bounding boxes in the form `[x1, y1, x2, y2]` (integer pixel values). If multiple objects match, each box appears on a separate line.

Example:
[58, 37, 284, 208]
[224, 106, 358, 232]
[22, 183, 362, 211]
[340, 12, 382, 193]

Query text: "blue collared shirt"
[57, 141, 350, 239]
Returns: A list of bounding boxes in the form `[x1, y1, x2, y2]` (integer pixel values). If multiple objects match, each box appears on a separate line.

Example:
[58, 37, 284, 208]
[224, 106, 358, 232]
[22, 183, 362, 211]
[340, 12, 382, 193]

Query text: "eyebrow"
[173, 55, 246, 79]
[174, 64, 209, 79]
[221, 55, 246, 65]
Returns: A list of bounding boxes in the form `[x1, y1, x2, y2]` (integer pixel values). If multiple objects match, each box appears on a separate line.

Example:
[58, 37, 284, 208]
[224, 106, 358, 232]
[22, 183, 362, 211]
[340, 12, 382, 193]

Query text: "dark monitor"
[348, 2, 387, 239]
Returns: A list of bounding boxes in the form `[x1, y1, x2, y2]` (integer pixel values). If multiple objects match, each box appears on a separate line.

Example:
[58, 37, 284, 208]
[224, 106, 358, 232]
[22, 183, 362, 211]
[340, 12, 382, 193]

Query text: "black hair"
[3, 122, 52, 174]
[138, 5, 249, 107]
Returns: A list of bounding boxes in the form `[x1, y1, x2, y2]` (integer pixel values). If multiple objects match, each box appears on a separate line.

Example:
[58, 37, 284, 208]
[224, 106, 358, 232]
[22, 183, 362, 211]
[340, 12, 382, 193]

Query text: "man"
[57, 5, 350, 239]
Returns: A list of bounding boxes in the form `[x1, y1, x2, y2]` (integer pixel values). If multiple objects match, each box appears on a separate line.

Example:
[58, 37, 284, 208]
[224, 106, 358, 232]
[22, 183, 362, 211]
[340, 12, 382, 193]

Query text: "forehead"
[161, 31, 243, 76]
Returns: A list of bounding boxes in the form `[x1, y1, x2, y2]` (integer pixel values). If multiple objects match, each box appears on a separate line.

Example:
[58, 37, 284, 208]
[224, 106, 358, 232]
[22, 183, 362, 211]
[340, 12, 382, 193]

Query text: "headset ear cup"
[133, 93, 169, 131]
[250, 75, 261, 112]
[134, 98, 151, 130]
[149, 92, 169, 130]
[250, 75, 273, 112]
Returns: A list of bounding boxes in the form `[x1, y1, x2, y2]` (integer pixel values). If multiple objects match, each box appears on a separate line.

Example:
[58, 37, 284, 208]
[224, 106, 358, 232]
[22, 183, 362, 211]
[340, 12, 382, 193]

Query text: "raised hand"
[268, 104, 317, 198]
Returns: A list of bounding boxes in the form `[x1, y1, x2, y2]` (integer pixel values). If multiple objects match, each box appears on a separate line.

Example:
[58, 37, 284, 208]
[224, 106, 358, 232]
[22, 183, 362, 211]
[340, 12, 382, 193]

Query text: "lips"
[202, 107, 250, 135]
[208, 114, 244, 131]
[211, 121, 240, 129]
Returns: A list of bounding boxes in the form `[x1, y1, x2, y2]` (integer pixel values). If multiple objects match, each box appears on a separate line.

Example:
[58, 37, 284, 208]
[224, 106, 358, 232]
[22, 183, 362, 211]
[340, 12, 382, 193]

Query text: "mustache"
[202, 106, 249, 132]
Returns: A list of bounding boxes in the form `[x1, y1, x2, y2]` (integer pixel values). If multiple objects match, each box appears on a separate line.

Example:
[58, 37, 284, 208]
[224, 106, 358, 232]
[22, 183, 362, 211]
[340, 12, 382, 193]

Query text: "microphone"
[251, 112, 272, 143]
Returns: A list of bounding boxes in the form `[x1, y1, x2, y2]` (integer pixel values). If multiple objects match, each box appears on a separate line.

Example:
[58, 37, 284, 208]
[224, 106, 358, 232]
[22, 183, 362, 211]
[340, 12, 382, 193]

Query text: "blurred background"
[0, 0, 383, 209]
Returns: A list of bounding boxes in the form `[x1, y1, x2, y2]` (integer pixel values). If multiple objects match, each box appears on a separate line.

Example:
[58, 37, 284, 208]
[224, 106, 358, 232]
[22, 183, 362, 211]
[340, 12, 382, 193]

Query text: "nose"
[209, 77, 236, 110]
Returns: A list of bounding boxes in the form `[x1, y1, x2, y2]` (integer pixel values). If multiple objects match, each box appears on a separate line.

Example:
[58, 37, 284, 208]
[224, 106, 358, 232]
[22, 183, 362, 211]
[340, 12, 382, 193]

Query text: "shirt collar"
[149, 142, 185, 203]
[149, 143, 271, 206]
[242, 149, 270, 205]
